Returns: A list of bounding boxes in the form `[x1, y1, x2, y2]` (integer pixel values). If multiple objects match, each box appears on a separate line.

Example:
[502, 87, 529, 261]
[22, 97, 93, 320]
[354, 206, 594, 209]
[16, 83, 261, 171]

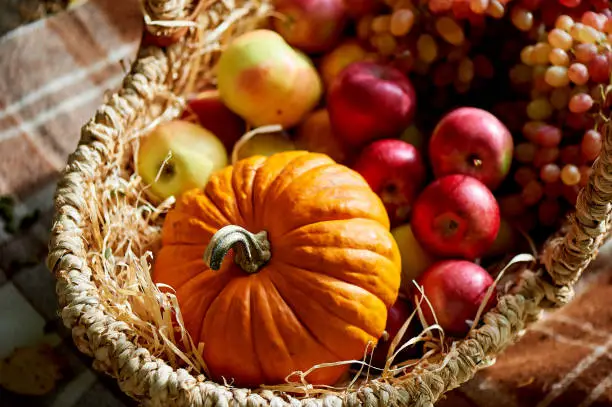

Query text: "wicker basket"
[47, 0, 612, 405]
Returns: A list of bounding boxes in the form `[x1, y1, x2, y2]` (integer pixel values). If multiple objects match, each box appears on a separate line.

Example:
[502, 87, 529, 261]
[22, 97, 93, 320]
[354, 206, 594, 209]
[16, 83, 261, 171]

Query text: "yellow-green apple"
[327, 61, 417, 148]
[391, 223, 436, 295]
[415, 260, 497, 336]
[370, 298, 421, 368]
[352, 139, 426, 226]
[137, 120, 228, 200]
[216, 29, 322, 129]
[272, 0, 347, 54]
[429, 107, 514, 191]
[319, 40, 368, 88]
[411, 175, 500, 260]
[294, 109, 352, 163]
[234, 131, 297, 161]
[180, 89, 246, 152]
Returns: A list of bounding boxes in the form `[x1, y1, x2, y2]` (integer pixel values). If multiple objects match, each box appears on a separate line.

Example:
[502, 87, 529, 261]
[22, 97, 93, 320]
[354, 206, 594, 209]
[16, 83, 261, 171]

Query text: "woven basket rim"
[47, 1, 612, 405]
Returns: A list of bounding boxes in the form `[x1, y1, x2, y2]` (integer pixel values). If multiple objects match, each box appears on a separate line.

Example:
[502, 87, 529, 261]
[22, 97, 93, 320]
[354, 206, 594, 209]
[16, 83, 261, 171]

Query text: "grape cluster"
[503, 11, 612, 229]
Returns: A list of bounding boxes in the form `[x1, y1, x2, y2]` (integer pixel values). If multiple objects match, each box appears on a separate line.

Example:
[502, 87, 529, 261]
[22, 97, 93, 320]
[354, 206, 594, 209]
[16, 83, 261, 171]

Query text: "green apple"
[137, 120, 228, 200]
[391, 223, 436, 296]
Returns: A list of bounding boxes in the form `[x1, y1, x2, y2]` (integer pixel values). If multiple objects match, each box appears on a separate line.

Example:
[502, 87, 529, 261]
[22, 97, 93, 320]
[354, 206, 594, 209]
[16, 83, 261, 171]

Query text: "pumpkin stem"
[203, 225, 271, 274]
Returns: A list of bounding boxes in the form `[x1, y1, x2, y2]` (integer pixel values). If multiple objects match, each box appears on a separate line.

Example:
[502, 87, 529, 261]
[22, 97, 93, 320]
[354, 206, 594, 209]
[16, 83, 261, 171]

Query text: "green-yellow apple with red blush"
[234, 131, 297, 161]
[295, 109, 352, 164]
[272, 0, 347, 54]
[137, 120, 227, 200]
[391, 223, 436, 296]
[180, 89, 246, 152]
[216, 29, 322, 129]
[319, 40, 368, 88]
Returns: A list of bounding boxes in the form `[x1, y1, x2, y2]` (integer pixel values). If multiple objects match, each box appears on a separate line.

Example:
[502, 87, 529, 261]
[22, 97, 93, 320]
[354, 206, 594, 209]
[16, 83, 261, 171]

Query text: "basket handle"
[142, 0, 205, 44]
[543, 123, 612, 287]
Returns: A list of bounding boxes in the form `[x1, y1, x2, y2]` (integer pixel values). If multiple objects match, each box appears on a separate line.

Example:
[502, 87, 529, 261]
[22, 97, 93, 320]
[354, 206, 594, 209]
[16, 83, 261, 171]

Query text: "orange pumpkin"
[153, 151, 401, 387]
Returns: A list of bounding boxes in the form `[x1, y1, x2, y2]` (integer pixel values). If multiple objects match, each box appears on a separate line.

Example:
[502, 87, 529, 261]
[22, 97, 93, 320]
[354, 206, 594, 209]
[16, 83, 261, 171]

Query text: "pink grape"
[561, 164, 581, 185]
[522, 180, 544, 206]
[515, 142, 538, 163]
[581, 11, 606, 31]
[515, 166, 538, 186]
[574, 43, 597, 63]
[588, 53, 612, 83]
[579, 166, 593, 187]
[544, 181, 563, 198]
[534, 147, 560, 167]
[499, 194, 527, 217]
[560, 145, 582, 164]
[568, 63, 589, 85]
[581, 129, 603, 161]
[540, 163, 561, 183]
[569, 93, 594, 113]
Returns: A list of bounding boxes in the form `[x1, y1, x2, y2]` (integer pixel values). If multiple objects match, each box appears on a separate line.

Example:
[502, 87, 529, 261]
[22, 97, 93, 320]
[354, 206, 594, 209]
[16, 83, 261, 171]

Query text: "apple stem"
[471, 157, 483, 168]
[204, 225, 271, 274]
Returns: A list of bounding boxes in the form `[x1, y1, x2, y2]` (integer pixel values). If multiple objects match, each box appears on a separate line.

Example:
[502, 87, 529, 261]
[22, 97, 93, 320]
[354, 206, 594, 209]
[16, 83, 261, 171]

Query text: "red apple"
[371, 298, 421, 368]
[411, 175, 500, 260]
[272, 0, 347, 54]
[180, 90, 246, 152]
[415, 260, 497, 337]
[327, 61, 417, 149]
[352, 139, 426, 226]
[429, 107, 514, 191]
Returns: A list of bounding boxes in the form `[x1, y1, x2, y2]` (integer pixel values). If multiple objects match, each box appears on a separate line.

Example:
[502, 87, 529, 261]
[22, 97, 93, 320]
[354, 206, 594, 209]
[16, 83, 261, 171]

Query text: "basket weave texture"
[47, 0, 612, 406]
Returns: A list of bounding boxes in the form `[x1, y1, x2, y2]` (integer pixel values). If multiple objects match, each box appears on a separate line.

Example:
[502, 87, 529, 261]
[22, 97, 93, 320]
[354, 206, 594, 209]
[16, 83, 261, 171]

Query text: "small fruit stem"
[203, 225, 271, 274]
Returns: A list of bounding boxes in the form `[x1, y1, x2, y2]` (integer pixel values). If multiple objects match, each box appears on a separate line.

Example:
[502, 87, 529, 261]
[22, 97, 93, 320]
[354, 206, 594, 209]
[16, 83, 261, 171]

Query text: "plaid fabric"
[1, 2, 612, 406]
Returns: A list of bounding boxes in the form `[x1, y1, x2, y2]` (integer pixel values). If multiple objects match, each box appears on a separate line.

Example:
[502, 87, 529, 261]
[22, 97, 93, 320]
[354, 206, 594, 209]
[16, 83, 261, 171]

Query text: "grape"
[372, 34, 398, 56]
[458, 57, 475, 83]
[540, 163, 561, 183]
[579, 166, 593, 186]
[474, 55, 495, 78]
[357, 16, 373, 40]
[548, 29, 573, 50]
[568, 63, 589, 85]
[499, 194, 527, 216]
[588, 54, 611, 83]
[574, 43, 597, 63]
[417, 34, 438, 63]
[550, 87, 571, 109]
[515, 166, 538, 186]
[562, 184, 580, 206]
[428, 0, 453, 13]
[510, 64, 533, 84]
[519, 0, 542, 10]
[561, 164, 581, 185]
[532, 42, 552, 65]
[559, 0, 581, 8]
[560, 145, 581, 164]
[511, 7, 534, 31]
[581, 129, 603, 161]
[486, 0, 505, 18]
[538, 198, 561, 226]
[534, 147, 560, 167]
[549, 48, 570, 66]
[520, 45, 535, 65]
[527, 98, 553, 120]
[544, 66, 570, 87]
[390, 9, 415, 36]
[605, 16, 612, 33]
[568, 93, 594, 113]
[435, 17, 465, 45]
[566, 111, 594, 130]
[515, 142, 538, 163]
[522, 180, 544, 206]
[555, 15, 574, 31]
[470, 0, 489, 14]
[454, 79, 470, 94]
[372, 15, 391, 33]
[538, 124, 562, 147]
[581, 11, 605, 31]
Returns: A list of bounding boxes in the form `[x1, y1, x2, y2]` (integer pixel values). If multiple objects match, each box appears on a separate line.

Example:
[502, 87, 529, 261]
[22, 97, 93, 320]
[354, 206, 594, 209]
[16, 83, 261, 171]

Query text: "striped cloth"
[0, 2, 612, 406]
